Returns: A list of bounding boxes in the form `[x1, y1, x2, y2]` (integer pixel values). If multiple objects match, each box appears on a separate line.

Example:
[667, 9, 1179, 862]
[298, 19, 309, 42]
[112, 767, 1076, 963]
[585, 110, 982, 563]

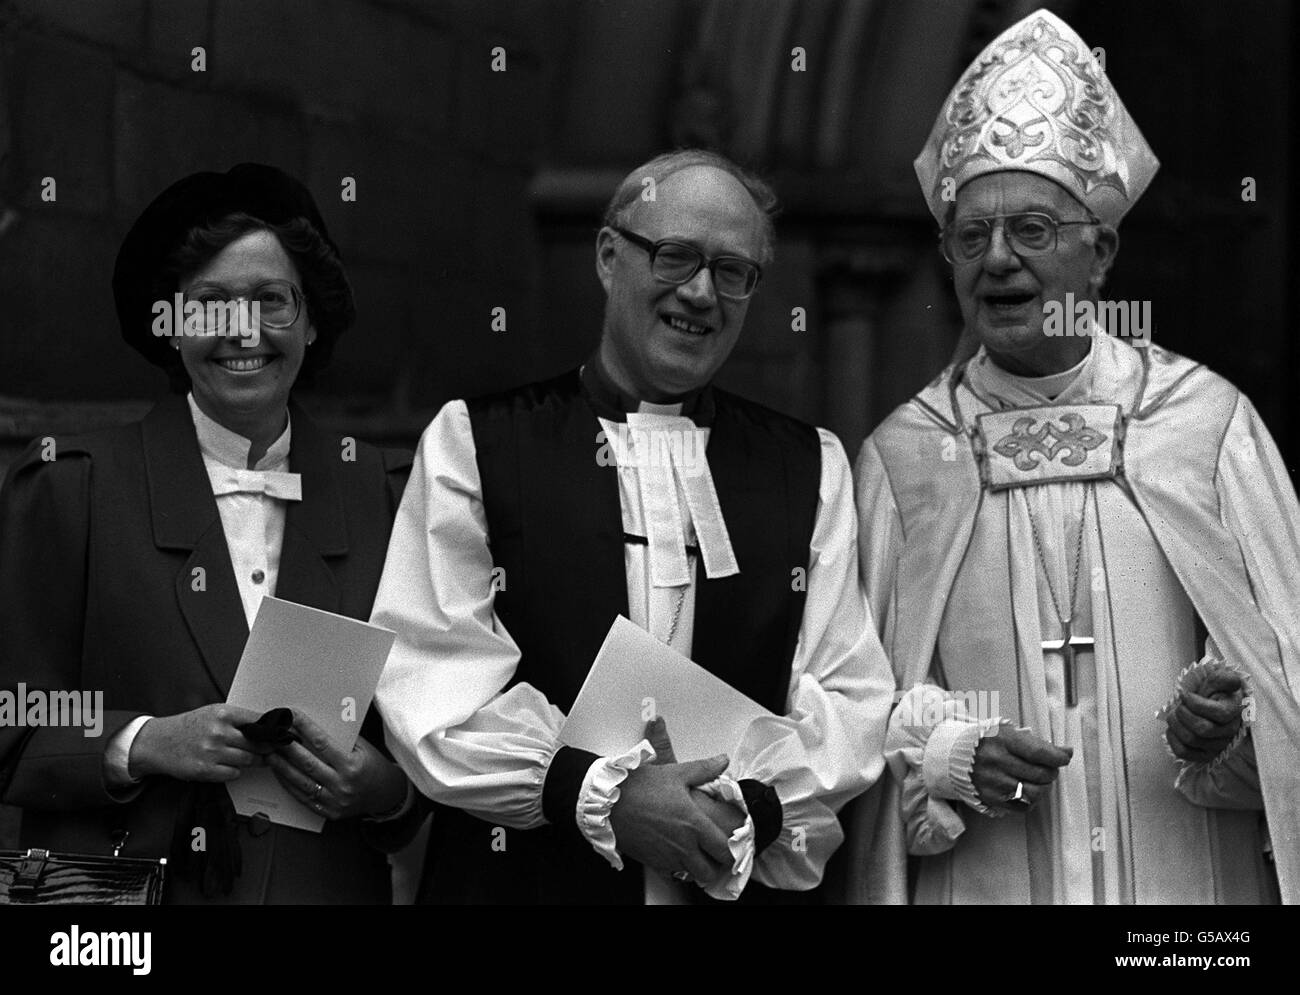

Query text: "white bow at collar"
[207, 467, 303, 501]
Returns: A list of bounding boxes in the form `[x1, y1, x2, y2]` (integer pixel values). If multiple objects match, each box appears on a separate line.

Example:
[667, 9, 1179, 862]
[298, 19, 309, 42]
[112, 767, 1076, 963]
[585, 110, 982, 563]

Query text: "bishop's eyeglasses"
[940, 212, 1099, 264]
[611, 226, 763, 300]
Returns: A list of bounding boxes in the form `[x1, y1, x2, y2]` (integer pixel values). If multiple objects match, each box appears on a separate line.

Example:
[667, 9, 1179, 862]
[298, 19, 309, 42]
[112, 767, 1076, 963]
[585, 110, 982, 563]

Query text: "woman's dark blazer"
[0, 393, 414, 903]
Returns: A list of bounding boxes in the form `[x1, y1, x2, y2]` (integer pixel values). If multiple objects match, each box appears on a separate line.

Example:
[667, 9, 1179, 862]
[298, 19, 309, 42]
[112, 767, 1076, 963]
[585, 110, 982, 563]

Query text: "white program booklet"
[225, 596, 396, 832]
[559, 615, 774, 761]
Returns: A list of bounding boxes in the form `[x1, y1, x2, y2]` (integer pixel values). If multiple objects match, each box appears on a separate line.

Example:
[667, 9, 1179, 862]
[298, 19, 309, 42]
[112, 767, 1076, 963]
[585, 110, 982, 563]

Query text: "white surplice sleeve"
[372, 400, 567, 828]
[373, 407, 891, 895]
[853, 436, 903, 655]
[739, 429, 896, 890]
[1214, 394, 1300, 692]
[853, 437, 1006, 856]
[1173, 394, 1300, 811]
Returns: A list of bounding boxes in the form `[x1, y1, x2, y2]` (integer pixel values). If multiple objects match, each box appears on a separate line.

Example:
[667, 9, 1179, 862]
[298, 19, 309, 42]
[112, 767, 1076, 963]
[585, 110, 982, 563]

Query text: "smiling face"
[176, 229, 314, 441]
[951, 171, 1118, 375]
[595, 165, 767, 401]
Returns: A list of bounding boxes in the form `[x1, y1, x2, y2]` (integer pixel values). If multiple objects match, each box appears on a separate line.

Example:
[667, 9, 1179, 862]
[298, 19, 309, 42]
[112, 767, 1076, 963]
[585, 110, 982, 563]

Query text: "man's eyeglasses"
[611, 226, 762, 301]
[940, 212, 1099, 264]
[184, 280, 304, 330]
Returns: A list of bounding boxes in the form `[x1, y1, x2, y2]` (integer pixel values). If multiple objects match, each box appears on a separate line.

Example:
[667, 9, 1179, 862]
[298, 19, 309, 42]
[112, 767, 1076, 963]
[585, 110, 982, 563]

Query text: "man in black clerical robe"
[373, 149, 894, 904]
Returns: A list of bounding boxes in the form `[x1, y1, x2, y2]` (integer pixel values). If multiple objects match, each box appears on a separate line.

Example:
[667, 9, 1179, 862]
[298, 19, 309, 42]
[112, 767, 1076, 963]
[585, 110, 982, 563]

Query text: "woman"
[0, 163, 418, 903]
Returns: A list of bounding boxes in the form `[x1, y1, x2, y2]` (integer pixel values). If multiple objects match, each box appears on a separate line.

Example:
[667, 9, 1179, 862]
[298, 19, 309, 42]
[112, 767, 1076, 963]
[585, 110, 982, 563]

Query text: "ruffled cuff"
[914, 795, 969, 853]
[693, 775, 756, 901]
[1173, 720, 1253, 773]
[575, 739, 657, 870]
[921, 717, 1006, 818]
[1156, 655, 1253, 770]
[1173, 730, 1263, 809]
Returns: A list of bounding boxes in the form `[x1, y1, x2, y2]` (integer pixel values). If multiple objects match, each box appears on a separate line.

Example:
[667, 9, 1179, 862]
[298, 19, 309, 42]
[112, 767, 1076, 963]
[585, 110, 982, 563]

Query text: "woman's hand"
[266, 711, 407, 820]
[129, 704, 268, 782]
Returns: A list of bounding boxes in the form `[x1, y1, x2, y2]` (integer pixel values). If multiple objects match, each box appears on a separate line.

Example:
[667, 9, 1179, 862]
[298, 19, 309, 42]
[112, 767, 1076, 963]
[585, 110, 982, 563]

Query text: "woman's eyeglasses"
[183, 280, 304, 331]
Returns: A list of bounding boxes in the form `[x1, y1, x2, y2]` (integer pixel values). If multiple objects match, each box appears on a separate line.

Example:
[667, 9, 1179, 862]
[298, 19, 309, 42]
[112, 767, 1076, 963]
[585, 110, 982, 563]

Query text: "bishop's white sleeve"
[736, 429, 896, 891]
[854, 437, 1008, 855]
[1214, 394, 1300, 691]
[854, 436, 903, 653]
[1173, 394, 1300, 811]
[372, 400, 569, 828]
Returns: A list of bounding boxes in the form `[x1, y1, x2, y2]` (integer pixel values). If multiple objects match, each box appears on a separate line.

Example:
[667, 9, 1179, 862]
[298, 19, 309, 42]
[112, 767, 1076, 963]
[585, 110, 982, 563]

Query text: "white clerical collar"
[637, 400, 683, 416]
[187, 393, 292, 471]
[970, 334, 1097, 405]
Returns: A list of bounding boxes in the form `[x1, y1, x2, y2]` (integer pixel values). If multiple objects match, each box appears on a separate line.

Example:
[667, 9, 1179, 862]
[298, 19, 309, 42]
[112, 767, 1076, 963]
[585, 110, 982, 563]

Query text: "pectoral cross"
[1041, 622, 1094, 708]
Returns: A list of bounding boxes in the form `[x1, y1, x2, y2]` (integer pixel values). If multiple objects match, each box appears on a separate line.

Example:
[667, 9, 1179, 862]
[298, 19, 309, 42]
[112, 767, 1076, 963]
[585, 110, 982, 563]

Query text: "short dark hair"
[153, 212, 354, 392]
[602, 149, 779, 264]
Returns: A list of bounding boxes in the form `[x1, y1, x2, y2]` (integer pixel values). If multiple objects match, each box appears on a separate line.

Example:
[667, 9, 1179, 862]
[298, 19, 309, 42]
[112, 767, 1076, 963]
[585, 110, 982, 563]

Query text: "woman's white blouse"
[103, 396, 296, 788]
[186, 393, 296, 628]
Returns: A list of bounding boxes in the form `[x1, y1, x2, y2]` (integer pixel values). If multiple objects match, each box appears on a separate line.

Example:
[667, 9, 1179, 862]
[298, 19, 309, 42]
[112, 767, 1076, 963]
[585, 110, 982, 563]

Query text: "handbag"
[0, 732, 166, 905]
[0, 708, 293, 904]
[0, 833, 167, 905]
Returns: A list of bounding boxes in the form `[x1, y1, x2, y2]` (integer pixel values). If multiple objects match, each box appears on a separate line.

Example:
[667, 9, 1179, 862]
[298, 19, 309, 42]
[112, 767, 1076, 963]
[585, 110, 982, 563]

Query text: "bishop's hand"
[645, 717, 746, 838]
[610, 719, 735, 885]
[972, 726, 1073, 813]
[1164, 670, 1245, 764]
